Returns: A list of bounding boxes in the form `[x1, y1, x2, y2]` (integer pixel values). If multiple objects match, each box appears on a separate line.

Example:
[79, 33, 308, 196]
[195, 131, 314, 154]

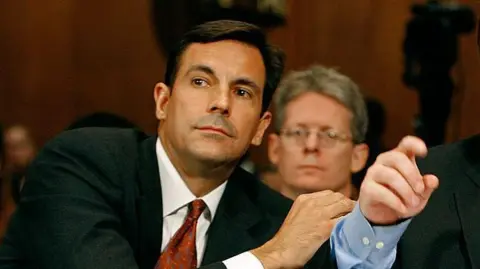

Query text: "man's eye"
[292, 130, 304, 137]
[326, 130, 338, 139]
[192, 78, 208, 87]
[235, 88, 251, 98]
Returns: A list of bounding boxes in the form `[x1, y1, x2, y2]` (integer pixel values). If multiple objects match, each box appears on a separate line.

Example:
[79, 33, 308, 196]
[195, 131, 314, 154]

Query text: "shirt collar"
[156, 138, 227, 219]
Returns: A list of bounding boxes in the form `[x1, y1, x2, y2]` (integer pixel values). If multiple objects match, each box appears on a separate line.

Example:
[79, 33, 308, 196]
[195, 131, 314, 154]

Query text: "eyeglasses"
[279, 127, 352, 148]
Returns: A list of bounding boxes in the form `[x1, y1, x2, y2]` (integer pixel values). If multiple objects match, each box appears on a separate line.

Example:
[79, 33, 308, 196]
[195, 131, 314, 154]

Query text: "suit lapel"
[136, 136, 163, 269]
[201, 170, 265, 265]
[455, 135, 480, 268]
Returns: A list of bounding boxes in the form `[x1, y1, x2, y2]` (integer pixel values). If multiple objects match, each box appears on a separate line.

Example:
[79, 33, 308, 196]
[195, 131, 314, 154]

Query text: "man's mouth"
[196, 126, 230, 137]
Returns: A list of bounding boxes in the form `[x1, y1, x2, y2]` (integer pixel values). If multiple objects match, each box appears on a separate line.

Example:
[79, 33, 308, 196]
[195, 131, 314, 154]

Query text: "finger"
[331, 210, 352, 219]
[420, 174, 439, 200]
[373, 165, 421, 208]
[317, 192, 348, 207]
[310, 190, 336, 198]
[395, 136, 428, 160]
[363, 180, 407, 215]
[324, 198, 355, 219]
[424, 174, 439, 190]
[377, 151, 424, 194]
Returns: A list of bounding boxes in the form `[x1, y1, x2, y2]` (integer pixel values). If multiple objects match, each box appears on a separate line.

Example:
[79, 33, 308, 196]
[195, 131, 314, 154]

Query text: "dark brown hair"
[164, 20, 285, 113]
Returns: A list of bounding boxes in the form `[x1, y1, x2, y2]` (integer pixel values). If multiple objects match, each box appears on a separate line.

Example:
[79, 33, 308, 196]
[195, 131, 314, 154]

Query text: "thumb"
[420, 174, 439, 199]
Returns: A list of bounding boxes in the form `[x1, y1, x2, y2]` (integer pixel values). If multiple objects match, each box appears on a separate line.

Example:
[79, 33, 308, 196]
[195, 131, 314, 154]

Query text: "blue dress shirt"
[331, 203, 411, 268]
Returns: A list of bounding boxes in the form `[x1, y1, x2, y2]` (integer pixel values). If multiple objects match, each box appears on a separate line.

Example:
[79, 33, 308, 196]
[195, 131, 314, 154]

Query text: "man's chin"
[294, 177, 336, 193]
[189, 145, 237, 164]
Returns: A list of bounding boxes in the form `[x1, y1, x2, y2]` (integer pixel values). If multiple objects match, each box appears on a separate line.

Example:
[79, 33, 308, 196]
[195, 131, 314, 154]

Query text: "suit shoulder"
[33, 127, 149, 187]
[46, 127, 147, 153]
[235, 168, 292, 218]
[418, 134, 480, 183]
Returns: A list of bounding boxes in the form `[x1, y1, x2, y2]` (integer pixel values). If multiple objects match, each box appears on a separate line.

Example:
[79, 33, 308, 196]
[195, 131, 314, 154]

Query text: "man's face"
[155, 40, 271, 165]
[4, 126, 35, 172]
[268, 92, 368, 196]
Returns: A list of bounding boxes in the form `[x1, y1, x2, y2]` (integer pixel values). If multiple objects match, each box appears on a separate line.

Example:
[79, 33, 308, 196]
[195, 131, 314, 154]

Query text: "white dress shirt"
[156, 139, 263, 268]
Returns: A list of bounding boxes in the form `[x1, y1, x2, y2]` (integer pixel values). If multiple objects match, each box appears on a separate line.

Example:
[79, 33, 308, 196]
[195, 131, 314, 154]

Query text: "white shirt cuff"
[223, 251, 264, 269]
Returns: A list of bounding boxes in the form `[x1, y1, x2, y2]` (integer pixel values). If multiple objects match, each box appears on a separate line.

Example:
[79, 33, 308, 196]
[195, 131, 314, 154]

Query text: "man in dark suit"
[0, 20, 437, 269]
[399, 134, 480, 268]
[399, 135, 479, 269]
[0, 19, 348, 269]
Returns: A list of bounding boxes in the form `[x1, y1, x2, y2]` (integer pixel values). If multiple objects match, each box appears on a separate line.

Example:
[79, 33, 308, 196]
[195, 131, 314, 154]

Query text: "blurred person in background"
[264, 66, 438, 269]
[0, 125, 35, 239]
[267, 65, 369, 200]
[3, 125, 36, 206]
[3, 125, 36, 176]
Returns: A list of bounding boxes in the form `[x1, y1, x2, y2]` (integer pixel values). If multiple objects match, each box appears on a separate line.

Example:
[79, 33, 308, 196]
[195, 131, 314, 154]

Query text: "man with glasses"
[265, 65, 435, 269]
[267, 65, 369, 200]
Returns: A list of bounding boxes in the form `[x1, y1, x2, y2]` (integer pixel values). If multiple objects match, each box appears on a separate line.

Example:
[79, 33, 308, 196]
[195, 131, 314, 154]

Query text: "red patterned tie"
[156, 199, 207, 269]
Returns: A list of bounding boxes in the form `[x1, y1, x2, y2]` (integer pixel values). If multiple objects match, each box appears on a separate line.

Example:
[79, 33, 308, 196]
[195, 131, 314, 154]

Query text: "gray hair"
[273, 65, 368, 144]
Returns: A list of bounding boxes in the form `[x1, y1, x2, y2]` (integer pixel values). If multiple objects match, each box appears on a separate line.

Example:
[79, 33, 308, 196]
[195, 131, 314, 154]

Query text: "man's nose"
[208, 85, 231, 116]
[304, 132, 320, 152]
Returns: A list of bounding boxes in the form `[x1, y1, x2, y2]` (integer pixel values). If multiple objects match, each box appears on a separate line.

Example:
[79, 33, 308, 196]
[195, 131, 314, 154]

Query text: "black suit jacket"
[0, 128, 333, 269]
[393, 134, 480, 269]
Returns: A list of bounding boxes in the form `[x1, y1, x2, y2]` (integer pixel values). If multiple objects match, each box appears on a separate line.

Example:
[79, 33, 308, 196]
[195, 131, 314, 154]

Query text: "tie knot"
[189, 199, 207, 220]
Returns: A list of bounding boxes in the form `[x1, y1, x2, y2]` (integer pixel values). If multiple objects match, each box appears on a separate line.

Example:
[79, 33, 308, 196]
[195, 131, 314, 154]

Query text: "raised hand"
[359, 136, 439, 225]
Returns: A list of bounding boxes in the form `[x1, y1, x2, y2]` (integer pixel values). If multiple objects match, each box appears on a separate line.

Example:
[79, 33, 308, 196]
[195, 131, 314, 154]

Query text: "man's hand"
[359, 136, 439, 225]
[251, 191, 355, 269]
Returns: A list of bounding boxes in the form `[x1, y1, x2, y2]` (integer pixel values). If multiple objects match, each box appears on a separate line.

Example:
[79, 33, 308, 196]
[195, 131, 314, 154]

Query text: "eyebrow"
[185, 64, 262, 93]
[233, 78, 261, 93]
[185, 64, 216, 77]
[294, 123, 335, 130]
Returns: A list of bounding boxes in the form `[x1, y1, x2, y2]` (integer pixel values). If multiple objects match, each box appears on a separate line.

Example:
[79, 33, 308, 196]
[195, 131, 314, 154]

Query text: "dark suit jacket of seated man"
[392, 134, 480, 269]
[0, 127, 335, 269]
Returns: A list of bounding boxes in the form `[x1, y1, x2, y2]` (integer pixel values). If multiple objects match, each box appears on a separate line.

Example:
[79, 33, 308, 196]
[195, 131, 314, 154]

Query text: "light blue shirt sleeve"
[330, 203, 411, 269]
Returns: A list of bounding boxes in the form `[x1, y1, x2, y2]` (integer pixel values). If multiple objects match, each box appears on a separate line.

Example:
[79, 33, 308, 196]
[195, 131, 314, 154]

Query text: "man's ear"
[154, 82, 171, 120]
[251, 111, 272, 146]
[351, 143, 369, 173]
[267, 132, 281, 166]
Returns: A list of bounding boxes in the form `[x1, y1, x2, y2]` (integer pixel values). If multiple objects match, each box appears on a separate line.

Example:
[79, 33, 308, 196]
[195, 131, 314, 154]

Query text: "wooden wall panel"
[0, 0, 76, 144]
[0, 0, 479, 166]
[0, 0, 163, 145]
[70, 0, 164, 133]
[457, 1, 480, 141]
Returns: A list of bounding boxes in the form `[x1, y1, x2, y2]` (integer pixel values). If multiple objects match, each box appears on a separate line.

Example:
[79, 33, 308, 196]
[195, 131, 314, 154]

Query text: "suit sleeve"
[1, 132, 140, 269]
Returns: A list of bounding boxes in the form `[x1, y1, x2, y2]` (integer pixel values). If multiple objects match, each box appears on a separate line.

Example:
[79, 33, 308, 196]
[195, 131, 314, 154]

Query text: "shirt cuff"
[223, 251, 264, 269]
[341, 203, 411, 262]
